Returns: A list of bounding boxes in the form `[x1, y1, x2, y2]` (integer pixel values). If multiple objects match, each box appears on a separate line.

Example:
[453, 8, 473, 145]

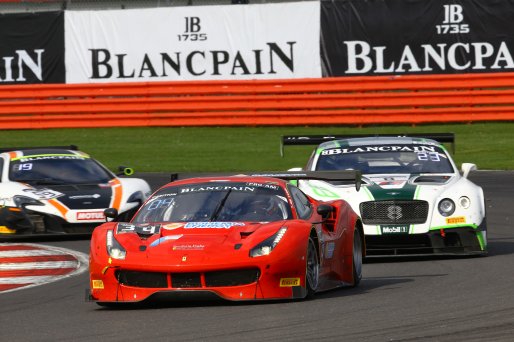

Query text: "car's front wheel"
[306, 237, 320, 297]
[351, 228, 363, 287]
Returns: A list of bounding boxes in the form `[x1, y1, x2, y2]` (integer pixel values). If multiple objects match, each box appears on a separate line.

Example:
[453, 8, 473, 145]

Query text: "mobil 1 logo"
[436, 4, 469, 34]
[178, 17, 207, 41]
[381, 225, 409, 235]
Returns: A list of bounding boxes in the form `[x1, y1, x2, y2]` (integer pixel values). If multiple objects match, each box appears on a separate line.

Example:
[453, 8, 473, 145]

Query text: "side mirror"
[117, 166, 135, 176]
[104, 208, 119, 222]
[461, 163, 477, 179]
[317, 204, 334, 219]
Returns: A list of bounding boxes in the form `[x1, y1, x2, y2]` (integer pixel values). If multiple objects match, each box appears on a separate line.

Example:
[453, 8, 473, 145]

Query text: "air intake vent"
[360, 200, 429, 224]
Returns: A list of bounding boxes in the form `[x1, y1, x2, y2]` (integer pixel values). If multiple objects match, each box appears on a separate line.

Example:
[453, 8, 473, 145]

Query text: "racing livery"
[89, 172, 363, 305]
[283, 134, 487, 256]
[0, 146, 151, 237]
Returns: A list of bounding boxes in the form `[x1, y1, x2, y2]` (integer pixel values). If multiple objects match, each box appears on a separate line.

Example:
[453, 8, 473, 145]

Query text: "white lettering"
[344, 40, 514, 74]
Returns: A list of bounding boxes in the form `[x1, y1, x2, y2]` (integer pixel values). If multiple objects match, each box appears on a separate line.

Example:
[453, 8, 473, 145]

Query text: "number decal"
[117, 223, 161, 235]
[14, 163, 33, 171]
[417, 152, 441, 162]
[22, 188, 64, 200]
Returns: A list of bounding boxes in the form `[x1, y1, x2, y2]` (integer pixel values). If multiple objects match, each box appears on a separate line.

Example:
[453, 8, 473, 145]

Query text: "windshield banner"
[320, 0, 514, 76]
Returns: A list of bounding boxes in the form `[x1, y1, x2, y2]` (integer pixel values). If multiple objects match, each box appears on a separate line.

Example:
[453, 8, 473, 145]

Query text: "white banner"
[65, 2, 320, 83]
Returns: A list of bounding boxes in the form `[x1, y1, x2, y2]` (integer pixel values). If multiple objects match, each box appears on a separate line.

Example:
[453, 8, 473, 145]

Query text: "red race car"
[89, 171, 364, 305]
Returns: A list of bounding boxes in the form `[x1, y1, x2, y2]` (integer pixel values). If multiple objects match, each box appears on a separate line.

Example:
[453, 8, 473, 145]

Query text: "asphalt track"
[1, 171, 514, 342]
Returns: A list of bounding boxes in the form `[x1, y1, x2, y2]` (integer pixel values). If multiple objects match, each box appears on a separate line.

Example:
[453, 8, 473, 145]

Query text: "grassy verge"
[2, 122, 512, 171]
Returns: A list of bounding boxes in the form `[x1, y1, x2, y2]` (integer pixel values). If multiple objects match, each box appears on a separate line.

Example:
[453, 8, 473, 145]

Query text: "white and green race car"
[283, 134, 487, 256]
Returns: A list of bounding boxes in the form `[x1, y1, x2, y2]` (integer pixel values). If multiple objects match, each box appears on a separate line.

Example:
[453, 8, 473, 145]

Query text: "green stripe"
[365, 182, 418, 201]
[476, 232, 487, 250]
[429, 224, 479, 230]
[362, 187, 380, 234]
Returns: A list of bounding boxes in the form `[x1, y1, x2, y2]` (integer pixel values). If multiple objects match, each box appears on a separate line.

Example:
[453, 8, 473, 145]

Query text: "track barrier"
[1, 72, 514, 129]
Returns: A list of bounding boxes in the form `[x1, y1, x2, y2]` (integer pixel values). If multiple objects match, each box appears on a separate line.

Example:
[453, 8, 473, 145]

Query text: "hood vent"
[412, 175, 451, 185]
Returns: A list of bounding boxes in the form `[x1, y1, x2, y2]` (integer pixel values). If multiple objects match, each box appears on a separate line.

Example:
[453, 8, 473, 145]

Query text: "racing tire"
[351, 228, 363, 287]
[306, 237, 320, 297]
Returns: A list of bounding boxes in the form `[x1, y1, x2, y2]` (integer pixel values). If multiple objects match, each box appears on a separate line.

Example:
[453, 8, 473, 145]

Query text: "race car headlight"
[459, 196, 470, 209]
[106, 230, 126, 260]
[13, 195, 44, 208]
[249, 227, 287, 258]
[438, 198, 455, 217]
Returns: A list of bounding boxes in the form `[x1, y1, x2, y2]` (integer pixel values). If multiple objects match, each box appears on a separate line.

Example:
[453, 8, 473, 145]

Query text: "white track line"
[0, 250, 68, 257]
[0, 261, 79, 270]
[0, 243, 89, 294]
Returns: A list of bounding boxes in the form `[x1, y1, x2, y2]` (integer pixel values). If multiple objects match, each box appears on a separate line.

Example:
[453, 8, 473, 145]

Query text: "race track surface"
[1, 171, 514, 341]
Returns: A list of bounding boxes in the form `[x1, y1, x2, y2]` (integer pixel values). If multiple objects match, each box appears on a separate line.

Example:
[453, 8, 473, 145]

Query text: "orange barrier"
[1, 73, 514, 129]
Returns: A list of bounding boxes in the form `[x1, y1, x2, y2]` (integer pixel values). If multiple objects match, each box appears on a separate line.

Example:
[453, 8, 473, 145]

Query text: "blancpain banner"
[65, 2, 320, 83]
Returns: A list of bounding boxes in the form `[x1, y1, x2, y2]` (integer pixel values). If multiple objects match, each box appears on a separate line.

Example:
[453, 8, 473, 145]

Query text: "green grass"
[2, 122, 513, 172]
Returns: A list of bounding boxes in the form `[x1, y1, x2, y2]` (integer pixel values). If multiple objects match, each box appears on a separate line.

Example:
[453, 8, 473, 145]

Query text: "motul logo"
[76, 212, 105, 220]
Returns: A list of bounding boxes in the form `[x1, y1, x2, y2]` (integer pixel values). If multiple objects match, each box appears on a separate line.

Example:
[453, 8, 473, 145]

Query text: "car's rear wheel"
[351, 228, 363, 287]
[306, 237, 320, 297]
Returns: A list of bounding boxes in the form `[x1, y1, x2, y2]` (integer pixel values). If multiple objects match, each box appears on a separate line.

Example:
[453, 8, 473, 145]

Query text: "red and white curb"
[0, 243, 88, 294]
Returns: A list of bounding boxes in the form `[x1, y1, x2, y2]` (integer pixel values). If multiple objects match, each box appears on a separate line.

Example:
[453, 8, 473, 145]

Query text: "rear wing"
[280, 133, 455, 156]
[0, 145, 78, 153]
[171, 170, 362, 191]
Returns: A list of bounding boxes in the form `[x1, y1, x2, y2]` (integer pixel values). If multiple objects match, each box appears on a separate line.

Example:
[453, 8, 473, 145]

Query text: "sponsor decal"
[381, 225, 410, 234]
[446, 216, 466, 224]
[183, 222, 245, 229]
[246, 182, 280, 190]
[280, 278, 300, 287]
[149, 235, 183, 247]
[378, 181, 406, 187]
[0, 226, 16, 234]
[321, 145, 436, 156]
[172, 244, 205, 251]
[22, 188, 64, 200]
[15, 155, 86, 162]
[76, 211, 105, 220]
[163, 223, 184, 230]
[92, 280, 104, 289]
[180, 186, 256, 193]
[69, 194, 101, 199]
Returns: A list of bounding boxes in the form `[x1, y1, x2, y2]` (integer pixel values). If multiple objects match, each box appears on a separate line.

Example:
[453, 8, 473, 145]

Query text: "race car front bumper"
[0, 206, 103, 236]
[364, 224, 487, 257]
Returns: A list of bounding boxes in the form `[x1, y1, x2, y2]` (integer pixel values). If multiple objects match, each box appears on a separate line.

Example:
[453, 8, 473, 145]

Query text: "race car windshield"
[9, 155, 113, 184]
[133, 182, 293, 223]
[316, 144, 454, 174]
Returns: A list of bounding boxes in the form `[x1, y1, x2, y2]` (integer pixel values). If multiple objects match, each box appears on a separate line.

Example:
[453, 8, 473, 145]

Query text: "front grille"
[205, 269, 260, 287]
[116, 270, 168, 288]
[171, 273, 201, 288]
[360, 200, 429, 224]
[115, 269, 260, 289]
